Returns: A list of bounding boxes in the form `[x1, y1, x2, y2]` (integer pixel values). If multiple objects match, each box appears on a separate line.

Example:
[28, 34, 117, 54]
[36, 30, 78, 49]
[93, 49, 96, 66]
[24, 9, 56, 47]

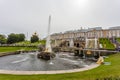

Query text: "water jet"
[37, 15, 55, 60]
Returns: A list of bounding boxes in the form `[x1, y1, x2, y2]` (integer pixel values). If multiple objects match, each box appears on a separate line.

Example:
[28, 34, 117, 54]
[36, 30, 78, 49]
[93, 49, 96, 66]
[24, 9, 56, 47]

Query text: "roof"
[109, 26, 120, 30]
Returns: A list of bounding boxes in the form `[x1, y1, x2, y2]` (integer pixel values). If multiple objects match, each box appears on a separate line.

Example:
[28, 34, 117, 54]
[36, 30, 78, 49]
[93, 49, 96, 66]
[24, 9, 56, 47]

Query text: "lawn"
[116, 38, 120, 43]
[15, 40, 46, 46]
[0, 46, 37, 53]
[0, 51, 120, 80]
[99, 38, 115, 50]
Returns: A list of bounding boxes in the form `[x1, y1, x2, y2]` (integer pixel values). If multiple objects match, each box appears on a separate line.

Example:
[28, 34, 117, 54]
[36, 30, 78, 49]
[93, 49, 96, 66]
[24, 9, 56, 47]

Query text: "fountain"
[37, 15, 55, 60]
[70, 38, 74, 47]
[0, 16, 97, 74]
[85, 38, 98, 49]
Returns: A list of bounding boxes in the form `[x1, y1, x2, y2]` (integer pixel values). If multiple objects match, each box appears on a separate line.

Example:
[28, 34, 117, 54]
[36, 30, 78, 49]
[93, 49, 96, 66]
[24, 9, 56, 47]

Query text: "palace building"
[50, 26, 120, 47]
[51, 26, 120, 40]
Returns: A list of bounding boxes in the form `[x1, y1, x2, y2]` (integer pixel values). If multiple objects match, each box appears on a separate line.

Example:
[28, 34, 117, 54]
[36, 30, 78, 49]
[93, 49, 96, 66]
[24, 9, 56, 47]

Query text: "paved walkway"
[0, 63, 99, 75]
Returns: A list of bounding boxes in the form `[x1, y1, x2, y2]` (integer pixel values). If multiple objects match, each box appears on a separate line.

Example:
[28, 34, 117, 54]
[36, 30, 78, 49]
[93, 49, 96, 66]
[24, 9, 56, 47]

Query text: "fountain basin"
[0, 64, 99, 75]
[0, 52, 96, 72]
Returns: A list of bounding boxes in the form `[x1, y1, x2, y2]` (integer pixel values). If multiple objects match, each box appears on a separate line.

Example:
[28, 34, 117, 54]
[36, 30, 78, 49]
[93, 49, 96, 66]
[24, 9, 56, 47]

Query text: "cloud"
[0, 0, 120, 39]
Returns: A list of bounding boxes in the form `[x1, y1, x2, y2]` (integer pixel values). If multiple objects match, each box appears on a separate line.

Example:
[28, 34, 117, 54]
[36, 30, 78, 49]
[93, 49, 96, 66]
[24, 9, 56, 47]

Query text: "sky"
[0, 0, 120, 39]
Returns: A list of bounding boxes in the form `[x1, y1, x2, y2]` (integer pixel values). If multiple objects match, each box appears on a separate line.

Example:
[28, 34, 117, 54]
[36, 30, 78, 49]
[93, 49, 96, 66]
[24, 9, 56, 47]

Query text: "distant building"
[51, 26, 120, 40]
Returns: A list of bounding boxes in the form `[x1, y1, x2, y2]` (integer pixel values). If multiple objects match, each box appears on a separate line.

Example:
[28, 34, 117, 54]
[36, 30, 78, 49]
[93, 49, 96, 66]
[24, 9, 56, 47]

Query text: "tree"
[31, 32, 39, 43]
[0, 34, 7, 44]
[7, 33, 25, 44]
[7, 33, 17, 44]
[18, 34, 25, 42]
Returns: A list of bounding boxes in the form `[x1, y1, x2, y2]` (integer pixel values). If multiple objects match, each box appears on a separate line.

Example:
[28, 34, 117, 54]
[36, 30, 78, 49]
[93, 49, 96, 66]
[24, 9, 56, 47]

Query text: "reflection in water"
[12, 57, 29, 63]
[0, 52, 94, 71]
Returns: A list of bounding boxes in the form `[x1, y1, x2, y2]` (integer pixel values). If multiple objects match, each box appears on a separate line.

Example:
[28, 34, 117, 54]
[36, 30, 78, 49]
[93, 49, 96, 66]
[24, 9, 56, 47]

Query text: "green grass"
[0, 47, 37, 53]
[116, 38, 120, 43]
[99, 38, 115, 50]
[0, 53, 120, 80]
[15, 40, 46, 46]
